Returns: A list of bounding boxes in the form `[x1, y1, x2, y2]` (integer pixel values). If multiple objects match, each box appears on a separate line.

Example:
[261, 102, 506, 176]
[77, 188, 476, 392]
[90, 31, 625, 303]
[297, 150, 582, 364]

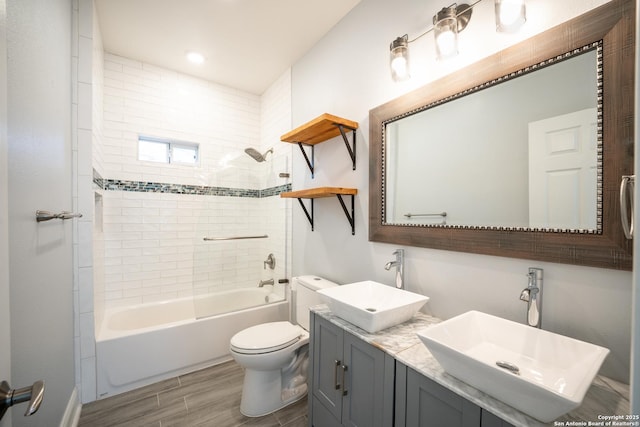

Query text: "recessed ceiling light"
[186, 51, 205, 64]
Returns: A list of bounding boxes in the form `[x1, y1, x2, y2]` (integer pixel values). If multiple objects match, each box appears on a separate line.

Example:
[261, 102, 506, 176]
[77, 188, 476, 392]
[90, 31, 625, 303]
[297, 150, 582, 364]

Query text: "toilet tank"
[293, 276, 339, 331]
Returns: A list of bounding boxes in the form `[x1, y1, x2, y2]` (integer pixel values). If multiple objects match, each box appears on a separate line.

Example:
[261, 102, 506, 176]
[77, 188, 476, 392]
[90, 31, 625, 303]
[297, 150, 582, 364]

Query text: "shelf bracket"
[336, 194, 355, 235]
[335, 124, 357, 171]
[297, 142, 315, 178]
[296, 198, 314, 231]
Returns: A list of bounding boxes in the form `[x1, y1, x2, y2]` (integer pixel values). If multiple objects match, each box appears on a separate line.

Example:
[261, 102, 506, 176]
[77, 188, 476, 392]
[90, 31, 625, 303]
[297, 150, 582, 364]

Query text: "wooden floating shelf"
[281, 113, 359, 177]
[281, 114, 358, 145]
[280, 187, 358, 199]
[281, 187, 358, 235]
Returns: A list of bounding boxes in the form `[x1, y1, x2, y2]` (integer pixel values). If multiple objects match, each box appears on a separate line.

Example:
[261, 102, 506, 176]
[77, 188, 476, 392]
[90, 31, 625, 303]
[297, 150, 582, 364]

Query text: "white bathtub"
[96, 287, 289, 398]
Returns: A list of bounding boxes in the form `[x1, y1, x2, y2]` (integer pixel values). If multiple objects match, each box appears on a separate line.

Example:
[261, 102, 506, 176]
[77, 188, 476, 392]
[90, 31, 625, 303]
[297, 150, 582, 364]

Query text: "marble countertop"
[311, 306, 630, 427]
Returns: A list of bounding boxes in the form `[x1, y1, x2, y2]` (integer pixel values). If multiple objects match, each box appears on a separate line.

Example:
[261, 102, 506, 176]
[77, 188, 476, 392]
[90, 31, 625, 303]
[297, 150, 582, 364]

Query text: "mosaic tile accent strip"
[93, 172, 291, 198]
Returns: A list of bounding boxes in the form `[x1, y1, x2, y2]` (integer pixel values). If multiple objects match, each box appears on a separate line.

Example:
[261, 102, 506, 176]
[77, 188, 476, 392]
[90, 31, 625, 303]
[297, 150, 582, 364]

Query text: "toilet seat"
[230, 321, 304, 354]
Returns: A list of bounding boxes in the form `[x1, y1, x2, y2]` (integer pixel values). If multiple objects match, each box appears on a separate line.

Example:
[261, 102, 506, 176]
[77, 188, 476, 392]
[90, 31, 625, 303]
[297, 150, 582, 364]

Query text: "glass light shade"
[390, 36, 410, 82]
[495, 0, 526, 32]
[434, 7, 459, 59]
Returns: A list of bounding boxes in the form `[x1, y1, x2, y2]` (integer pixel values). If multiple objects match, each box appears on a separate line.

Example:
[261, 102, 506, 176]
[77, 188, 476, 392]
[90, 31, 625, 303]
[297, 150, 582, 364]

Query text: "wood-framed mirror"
[369, 0, 634, 270]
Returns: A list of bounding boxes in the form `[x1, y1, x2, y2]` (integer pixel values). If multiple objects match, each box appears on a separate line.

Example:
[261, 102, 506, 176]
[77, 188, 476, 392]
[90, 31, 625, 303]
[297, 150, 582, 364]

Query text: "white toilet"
[229, 275, 338, 417]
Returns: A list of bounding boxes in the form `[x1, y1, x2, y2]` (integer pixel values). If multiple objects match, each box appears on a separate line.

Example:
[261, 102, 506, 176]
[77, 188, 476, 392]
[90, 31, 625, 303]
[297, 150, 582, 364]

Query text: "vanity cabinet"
[396, 363, 481, 427]
[395, 363, 515, 427]
[310, 313, 395, 427]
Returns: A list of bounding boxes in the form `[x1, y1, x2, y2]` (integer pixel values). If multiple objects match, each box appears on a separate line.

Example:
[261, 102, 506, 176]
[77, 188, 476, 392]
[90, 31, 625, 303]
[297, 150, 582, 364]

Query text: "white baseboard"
[59, 387, 81, 427]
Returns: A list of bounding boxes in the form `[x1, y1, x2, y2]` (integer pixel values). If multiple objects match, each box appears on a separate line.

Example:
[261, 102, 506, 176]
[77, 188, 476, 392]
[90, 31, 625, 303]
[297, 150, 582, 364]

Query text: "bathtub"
[96, 287, 289, 398]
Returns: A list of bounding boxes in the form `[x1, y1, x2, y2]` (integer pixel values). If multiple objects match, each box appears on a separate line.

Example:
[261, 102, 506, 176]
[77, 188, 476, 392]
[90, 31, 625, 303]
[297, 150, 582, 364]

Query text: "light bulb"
[436, 30, 457, 58]
[495, 0, 526, 32]
[390, 36, 410, 82]
[433, 7, 459, 60]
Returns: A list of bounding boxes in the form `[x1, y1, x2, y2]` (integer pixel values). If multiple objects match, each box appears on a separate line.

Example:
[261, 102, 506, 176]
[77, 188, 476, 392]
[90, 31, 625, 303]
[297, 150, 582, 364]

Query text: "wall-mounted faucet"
[258, 279, 274, 287]
[384, 249, 404, 289]
[263, 253, 275, 270]
[520, 267, 543, 328]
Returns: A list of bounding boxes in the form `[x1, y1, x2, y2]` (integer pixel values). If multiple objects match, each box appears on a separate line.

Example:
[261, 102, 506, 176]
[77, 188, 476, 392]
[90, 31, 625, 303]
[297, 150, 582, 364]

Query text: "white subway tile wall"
[97, 53, 292, 310]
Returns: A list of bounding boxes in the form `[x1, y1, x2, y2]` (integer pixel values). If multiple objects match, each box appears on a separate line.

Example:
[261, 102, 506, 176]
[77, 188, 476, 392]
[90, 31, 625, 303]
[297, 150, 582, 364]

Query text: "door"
[405, 367, 481, 427]
[528, 108, 598, 229]
[342, 332, 389, 427]
[5, 0, 76, 425]
[313, 316, 344, 421]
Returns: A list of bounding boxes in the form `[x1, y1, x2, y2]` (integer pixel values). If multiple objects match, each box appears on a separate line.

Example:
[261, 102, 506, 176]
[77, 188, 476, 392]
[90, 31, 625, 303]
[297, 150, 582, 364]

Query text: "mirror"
[369, 0, 633, 270]
[385, 48, 599, 230]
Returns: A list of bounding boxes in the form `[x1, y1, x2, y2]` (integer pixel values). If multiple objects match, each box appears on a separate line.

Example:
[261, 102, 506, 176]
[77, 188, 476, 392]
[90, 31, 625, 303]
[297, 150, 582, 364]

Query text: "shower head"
[244, 147, 273, 162]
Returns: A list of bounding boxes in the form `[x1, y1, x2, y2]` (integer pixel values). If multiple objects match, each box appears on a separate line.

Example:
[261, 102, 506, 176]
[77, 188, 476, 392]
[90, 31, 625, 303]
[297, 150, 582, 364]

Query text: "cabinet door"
[406, 367, 481, 427]
[313, 316, 345, 421]
[481, 410, 516, 427]
[342, 332, 392, 427]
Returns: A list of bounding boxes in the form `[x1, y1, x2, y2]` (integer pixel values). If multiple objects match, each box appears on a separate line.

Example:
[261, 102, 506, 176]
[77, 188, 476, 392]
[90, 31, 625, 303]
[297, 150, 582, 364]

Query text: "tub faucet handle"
[263, 253, 275, 270]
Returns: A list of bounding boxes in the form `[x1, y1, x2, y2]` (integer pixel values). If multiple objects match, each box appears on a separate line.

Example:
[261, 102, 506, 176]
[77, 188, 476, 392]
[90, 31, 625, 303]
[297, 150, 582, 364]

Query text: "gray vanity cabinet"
[395, 363, 516, 427]
[396, 363, 481, 427]
[480, 410, 516, 427]
[310, 313, 395, 427]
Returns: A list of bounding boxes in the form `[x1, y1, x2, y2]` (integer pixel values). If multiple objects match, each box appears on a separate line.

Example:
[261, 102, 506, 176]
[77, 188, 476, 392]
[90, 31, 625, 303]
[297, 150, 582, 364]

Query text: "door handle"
[340, 364, 348, 396]
[620, 175, 635, 239]
[0, 380, 45, 420]
[333, 360, 341, 390]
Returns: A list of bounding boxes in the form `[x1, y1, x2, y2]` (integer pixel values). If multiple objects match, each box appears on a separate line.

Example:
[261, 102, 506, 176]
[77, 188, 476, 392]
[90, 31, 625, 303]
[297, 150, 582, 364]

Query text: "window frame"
[138, 135, 200, 166]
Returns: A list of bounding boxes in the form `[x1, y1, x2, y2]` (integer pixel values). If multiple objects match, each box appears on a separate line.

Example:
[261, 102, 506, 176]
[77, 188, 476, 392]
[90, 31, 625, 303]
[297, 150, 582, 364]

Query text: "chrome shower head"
[244, 147, 273, 162]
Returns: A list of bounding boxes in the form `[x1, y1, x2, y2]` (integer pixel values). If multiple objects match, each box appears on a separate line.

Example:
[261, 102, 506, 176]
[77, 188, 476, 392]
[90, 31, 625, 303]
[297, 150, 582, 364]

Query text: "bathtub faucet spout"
[258, 279, 274, 287]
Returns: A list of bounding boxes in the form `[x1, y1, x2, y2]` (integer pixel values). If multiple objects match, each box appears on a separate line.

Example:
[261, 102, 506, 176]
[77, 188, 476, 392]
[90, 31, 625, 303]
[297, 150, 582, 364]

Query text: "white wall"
[0, 1, 10, 426]
[290, 0, 632, 382]
[72, 0, 99, 404]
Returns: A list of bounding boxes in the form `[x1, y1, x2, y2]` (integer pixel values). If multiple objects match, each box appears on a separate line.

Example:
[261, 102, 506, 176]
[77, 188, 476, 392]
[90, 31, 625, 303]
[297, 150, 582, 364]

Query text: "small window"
[138, 136, 199, 165]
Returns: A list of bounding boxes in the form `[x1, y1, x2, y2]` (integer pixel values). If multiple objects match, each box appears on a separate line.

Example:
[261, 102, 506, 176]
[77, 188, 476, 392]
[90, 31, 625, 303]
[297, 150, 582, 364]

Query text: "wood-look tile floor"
[78, 361, 308, 427]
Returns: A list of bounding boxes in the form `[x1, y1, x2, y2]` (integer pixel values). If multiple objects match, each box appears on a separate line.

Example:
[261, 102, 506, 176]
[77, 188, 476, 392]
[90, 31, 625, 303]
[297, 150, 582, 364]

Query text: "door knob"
[0, 380, 45, 420]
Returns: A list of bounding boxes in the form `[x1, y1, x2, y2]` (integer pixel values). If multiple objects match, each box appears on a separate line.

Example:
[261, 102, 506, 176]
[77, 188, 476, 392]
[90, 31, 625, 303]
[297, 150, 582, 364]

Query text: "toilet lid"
[230, 321, 303, 354]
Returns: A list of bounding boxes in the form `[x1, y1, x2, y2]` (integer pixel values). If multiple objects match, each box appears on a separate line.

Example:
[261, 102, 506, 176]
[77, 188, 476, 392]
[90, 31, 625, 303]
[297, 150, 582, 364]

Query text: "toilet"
[229, 275, 338, 417]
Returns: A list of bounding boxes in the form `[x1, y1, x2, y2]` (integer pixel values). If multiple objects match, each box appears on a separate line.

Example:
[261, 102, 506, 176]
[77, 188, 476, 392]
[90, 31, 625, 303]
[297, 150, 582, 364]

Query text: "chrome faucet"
[519, 267, 543, 328]
[258, 278, 274, 287]
[384, 249, 404, 289]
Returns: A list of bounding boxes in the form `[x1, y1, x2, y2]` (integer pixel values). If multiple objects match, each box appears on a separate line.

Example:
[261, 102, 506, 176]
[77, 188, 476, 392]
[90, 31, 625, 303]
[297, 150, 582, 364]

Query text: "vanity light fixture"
[433, 4, 473, 59]
[390, 35, 410, 81]
[389, 0, 526, 80]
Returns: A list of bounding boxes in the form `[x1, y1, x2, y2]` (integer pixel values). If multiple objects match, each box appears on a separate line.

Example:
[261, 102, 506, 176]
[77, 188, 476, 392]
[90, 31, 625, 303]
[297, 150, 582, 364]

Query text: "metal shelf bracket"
[335, 124, 357, 171]
[297, 198, 314, 231]
[293, 194, 355, 235]
[297, 143, 315, 178]
[336, 194, 355, 235]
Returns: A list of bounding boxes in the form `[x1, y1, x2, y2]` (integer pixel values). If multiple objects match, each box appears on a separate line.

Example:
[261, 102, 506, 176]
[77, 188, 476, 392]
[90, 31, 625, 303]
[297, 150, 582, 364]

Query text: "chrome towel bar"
[203, 234, 268, 241]
[403, 212, 447, 218]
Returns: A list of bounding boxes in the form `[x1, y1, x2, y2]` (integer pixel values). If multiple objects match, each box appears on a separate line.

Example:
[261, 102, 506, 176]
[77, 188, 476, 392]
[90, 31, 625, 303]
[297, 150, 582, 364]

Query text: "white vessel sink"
[417, 311, 609, 423]
[317, 280, 429, 333]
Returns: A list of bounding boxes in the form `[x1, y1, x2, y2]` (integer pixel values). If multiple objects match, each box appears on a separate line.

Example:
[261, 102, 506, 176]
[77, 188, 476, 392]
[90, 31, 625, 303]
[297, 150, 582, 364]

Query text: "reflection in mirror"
[384, 45, 600, 231]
